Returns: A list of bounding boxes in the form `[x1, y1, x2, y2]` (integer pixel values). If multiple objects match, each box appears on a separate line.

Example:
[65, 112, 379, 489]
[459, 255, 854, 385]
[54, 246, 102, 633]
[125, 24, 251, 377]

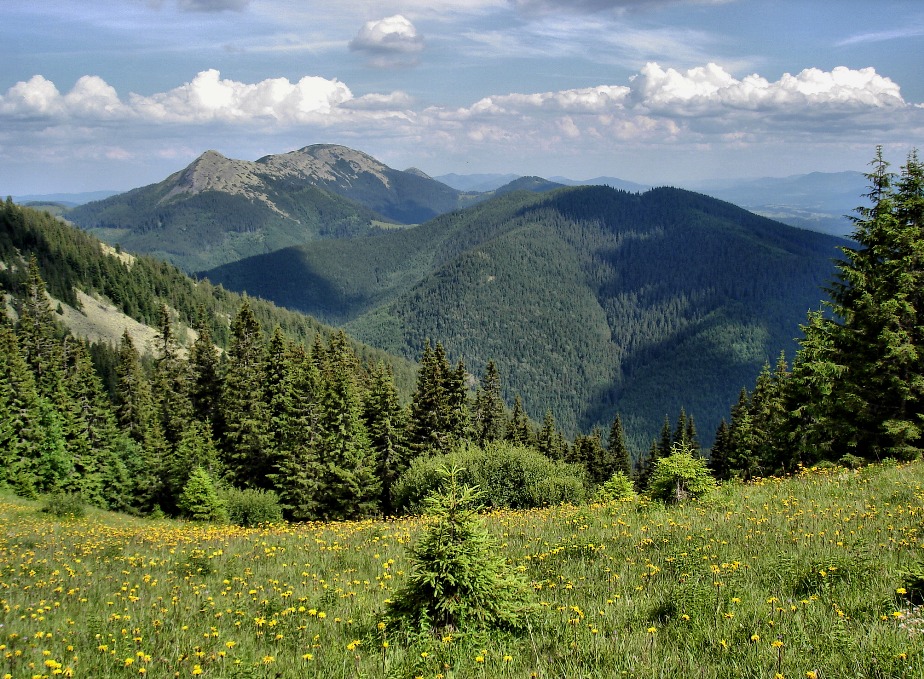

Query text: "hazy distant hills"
[204, 184, 845, 446]
[687, 171, 866, 237]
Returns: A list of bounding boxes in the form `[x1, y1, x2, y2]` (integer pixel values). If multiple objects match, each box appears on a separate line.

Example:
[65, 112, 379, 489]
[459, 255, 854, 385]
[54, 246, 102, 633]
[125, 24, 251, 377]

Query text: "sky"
[1, 0, 923, 195]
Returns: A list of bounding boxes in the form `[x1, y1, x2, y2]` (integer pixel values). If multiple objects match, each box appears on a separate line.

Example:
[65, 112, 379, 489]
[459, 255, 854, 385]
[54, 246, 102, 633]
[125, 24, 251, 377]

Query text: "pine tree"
[315, 332, 380, 520]
[537, 409, 562, 459]
[270, 342, 325, 521]
[658, 416, 673, 458]
[408, 341, 460, 457]
[152, 304, 193, 449]
[792, 149, 924, 461]
[362, 361, 408, 515]
[16, 255, 61, 393]
[220, 301, 272, 488]
[607, 413, 632, 477]
[0, 326, 44, 492]
[709, 419, 732, 480]
[505, 395, 532, 446]
[472, 360, 505, 446]
[114, 330, 154, 443]
[189, 311, 222, 431]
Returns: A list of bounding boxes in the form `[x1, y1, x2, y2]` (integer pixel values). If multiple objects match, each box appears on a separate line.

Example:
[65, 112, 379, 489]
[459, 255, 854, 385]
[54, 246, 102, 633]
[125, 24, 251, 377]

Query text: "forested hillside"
[0, 199, 611, 521]
[0, 198, 417, 395]
[204, 185, 845, 445]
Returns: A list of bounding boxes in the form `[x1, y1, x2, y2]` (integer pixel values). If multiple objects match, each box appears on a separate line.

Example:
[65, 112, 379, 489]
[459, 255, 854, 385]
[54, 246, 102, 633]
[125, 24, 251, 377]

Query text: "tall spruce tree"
[315, 332, 380, 520]
[362, 361, 408, 515]
[270, 341, 325, 521]
[793, 148, 924, 461]
[506, 395, 532, 446]
[607, 413, 632, 477]
[408, 341, 462, 457]
[472, 360, 505, 446]
[220, 301, 272, 488]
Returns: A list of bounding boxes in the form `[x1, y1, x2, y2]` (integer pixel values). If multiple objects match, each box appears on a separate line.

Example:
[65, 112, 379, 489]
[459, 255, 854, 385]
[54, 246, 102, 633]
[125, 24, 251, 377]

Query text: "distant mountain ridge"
[67, 145, 479, 272]
[203, 184, 845, 447]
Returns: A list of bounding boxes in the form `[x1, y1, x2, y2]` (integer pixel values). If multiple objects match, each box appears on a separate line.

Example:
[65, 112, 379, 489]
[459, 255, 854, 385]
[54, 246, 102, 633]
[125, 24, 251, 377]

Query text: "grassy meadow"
[3, 462, 924, 679]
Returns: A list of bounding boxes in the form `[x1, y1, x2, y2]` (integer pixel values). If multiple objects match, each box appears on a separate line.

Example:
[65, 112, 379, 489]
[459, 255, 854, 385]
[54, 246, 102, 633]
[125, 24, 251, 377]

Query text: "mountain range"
[200, 183, 845, 445]
[58, 145, 849, 446]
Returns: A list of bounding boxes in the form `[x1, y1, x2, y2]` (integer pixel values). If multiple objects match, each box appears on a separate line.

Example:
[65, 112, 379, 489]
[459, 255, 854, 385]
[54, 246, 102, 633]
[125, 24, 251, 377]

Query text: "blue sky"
[2, 0, 922, 194]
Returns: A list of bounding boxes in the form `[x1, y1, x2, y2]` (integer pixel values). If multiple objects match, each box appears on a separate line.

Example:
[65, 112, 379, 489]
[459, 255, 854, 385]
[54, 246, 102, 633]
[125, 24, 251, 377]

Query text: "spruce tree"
[472, 360, 505, 446]
[189, 312, 222, 431]
[114, 330, 154, 443]
[408, 341, 459, 457]
[362, 361, 408, 515]
[270, 342, 325, 521]
[792, 148, 924, 461]
[220, 301, 272, 488]
[316, 332, 380, 520]
[607, 413, 632, 477]
[505, 395, 532, 446]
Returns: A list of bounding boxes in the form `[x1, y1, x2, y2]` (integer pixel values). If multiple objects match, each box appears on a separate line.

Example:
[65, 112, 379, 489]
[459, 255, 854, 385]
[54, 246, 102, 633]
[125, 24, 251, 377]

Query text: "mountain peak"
[258, 143, 392, 188]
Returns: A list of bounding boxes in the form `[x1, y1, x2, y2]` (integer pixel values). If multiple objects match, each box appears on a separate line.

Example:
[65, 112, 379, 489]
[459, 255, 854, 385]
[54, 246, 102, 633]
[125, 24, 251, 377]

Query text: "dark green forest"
[2, 148, 921, 524]
[204, 184, 845, 446]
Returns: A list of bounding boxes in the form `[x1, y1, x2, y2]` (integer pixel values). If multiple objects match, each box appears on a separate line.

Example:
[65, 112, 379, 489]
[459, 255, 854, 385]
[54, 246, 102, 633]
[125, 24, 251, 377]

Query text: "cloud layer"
[0, 62, 920, 191]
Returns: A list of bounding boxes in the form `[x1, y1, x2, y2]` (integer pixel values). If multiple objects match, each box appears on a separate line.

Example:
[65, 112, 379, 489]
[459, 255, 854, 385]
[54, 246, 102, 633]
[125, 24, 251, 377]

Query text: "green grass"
[2, 461, 923, 678]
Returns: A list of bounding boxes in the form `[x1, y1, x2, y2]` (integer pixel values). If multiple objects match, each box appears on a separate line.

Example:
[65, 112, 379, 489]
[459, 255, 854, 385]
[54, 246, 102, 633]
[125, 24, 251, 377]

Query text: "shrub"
[221, 487, 283, 526]
[177, 467, 228, 523]
[41, 491, 86, 519]
[385, 466, 534, 635]
[648, 443, 717, 504]
[391, 442, 586, 513]
[595, 471, 636, 502]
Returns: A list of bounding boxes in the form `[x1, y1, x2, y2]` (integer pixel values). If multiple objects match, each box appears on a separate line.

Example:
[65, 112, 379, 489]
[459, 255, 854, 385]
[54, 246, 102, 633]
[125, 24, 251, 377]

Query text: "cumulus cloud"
[349, 15, 424, 67]
[0, 70, 360, 125]
[1, 62, 920, 193]
[629, 62, 906, 115]
[129, 69, 354, 123]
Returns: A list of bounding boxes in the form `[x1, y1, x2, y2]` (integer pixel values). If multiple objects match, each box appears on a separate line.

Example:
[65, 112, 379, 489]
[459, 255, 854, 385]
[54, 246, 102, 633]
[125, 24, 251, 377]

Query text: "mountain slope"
[203, 185, 845, 446]
[0, 199, 418, 397]
[67, 145, 475, 272]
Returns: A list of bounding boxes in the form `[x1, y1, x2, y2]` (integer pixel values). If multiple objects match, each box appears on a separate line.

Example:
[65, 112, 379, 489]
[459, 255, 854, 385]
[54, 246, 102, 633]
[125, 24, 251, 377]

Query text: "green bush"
[385, 466, 534, 635]
[221, 487, 283, 526]
[177, 467, 228, 523]
[41, 491, 86, 519]
[391, 442, 586, 513]
[648, 443, 717, 504]
[595, 471, 636, 502]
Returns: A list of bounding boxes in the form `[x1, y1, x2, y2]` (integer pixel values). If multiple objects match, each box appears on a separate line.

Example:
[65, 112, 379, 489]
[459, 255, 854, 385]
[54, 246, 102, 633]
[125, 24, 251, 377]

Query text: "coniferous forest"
[0, 148, 921, 523]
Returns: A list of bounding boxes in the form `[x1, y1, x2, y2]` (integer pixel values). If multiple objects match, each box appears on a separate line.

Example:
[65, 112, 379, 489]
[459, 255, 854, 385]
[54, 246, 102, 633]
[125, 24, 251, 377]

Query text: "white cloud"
[0, 70, 361, 125]
[0, 63, 920, 193]
[630, 62, 906, 115]
[349, 15, 424, 67]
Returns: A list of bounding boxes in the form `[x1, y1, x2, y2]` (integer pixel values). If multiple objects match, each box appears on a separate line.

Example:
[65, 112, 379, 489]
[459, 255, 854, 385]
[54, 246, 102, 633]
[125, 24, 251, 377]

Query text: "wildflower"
[751, 634, 760, 642]
[191, 667, 203, 676]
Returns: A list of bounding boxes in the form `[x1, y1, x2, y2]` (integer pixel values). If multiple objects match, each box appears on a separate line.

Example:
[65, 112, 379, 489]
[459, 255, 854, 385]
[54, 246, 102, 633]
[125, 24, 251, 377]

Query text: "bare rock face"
[258, 144, 392, 188]
[162, 150, 283, 215]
